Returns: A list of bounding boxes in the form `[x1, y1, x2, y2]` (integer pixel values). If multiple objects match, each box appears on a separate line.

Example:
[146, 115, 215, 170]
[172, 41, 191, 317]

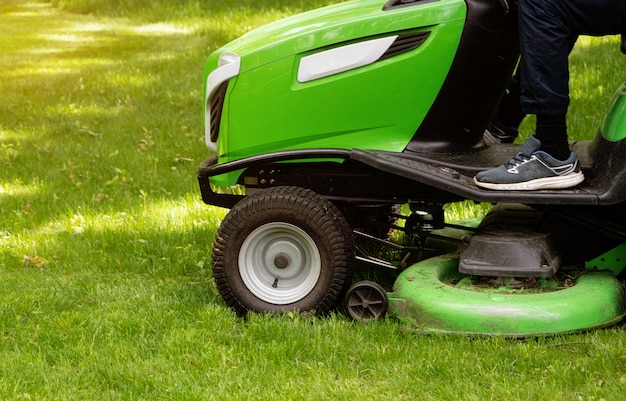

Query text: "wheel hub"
[273, 252, 292, 269]
[239, 222, 322, 305]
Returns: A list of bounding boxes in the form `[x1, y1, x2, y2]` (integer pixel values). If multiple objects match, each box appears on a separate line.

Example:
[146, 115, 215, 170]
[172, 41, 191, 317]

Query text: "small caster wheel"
[344, 281, 388, 322]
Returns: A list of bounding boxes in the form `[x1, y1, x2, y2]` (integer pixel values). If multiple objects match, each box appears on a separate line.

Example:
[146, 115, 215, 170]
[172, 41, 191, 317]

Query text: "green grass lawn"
[1, 1, 626, 400]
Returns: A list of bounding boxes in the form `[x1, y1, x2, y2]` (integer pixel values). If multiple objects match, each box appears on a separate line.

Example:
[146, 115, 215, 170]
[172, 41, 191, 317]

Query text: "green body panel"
[389, 253, 625, 336]
[227, 22, 461, 155]
[205, 0, 467, 186]
[601, 83, 626, 141]
[586, 243, 626, 276]
[206, 0, 466, 79]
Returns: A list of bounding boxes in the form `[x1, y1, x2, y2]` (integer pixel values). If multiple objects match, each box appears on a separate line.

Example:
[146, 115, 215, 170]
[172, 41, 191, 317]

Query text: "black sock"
[534, 114, 570, 160]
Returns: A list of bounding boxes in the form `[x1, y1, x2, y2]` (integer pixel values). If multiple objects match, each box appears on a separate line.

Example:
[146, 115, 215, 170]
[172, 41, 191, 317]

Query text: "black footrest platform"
[349, 149, 600, 205]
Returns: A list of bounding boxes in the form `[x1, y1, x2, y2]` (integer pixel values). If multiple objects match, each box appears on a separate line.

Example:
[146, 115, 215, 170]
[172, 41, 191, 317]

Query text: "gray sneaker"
[483, 121, 519, 145]
[474, 136, 585, 190]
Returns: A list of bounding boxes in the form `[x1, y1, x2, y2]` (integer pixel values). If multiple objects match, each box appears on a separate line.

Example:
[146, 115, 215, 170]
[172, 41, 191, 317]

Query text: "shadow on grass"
[0, 1, 215, 224]
[0, 1, 229, 314]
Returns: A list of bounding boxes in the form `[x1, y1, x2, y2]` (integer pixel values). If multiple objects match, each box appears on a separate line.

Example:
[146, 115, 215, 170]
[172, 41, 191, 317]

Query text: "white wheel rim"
[239, 222, 321, 305]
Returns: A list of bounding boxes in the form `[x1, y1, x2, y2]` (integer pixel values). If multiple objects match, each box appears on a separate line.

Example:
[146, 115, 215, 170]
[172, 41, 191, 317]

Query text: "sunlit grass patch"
[444, 200, 492, 223]
[0, 179, 41, 198]
[568, 35, 624, 140]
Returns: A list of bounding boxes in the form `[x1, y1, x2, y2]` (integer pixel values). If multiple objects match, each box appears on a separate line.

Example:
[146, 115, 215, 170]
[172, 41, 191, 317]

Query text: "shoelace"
[505, 153, 533, 170]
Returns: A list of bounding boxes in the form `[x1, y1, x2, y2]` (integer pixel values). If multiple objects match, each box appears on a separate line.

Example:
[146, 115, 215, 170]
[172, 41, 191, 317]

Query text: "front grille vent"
[209, 82, 229, 143]
[380, 31, 431, 60]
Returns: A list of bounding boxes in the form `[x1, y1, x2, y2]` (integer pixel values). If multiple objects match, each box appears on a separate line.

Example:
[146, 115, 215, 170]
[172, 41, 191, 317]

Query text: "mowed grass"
[1, 1, 626, 400]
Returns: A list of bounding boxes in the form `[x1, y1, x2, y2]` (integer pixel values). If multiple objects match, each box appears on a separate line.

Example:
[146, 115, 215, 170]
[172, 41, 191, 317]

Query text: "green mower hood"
[204, 0, 468, 187]
[204, 0, 466, 77]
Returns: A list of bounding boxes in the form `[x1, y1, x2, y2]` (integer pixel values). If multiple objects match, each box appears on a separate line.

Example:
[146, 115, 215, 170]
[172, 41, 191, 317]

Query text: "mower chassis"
[198, 140, 626, 335]
[199, 136, 626, 209]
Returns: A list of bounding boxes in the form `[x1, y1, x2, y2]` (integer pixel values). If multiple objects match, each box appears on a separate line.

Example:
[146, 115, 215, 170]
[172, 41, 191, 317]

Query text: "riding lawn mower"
[197, 0, 626, 336]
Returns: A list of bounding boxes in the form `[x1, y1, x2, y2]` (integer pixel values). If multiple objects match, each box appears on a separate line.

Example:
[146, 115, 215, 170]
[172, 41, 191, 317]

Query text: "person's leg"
[475, 0, 584, 189]
[531, 34, 578, 160]
[519, 0, 626, 159]
[518, 0, 575, 160]
[475, 0, 626, 190]
[498, 74, 526, 129]
[561, 0, 625, 36]
[484, 0, 574, 148]
[484, 73, 525, 144]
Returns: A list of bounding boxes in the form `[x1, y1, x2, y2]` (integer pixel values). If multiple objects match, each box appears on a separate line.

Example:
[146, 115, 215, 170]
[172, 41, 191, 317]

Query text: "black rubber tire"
[344, 281, 389, 322]
[212, 186, 355, 316]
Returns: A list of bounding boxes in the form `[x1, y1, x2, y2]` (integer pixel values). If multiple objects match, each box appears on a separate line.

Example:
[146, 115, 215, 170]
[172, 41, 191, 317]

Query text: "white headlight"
[218, 52, 240, 67]
[206, 52, 242, 152]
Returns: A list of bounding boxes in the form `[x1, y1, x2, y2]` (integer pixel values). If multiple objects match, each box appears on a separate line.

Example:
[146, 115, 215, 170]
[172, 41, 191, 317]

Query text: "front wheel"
[212, 186, 355, 315]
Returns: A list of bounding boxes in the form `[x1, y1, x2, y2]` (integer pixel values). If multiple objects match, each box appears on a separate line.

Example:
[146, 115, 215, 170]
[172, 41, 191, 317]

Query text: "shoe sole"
[474, 171, 585, 191]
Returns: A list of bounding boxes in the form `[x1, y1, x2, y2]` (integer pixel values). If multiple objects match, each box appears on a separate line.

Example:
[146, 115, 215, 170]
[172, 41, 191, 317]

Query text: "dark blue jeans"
[519, 0, 626, 116]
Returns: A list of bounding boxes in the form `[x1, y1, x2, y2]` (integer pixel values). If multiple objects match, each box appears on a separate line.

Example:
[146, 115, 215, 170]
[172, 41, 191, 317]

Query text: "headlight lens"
[218, 52, 240, 67]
